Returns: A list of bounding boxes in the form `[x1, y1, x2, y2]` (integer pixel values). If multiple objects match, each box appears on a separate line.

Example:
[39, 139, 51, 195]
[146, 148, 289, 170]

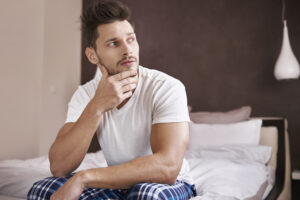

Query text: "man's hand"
[50, 173, 85, 200]
[92, 66, 138, 113]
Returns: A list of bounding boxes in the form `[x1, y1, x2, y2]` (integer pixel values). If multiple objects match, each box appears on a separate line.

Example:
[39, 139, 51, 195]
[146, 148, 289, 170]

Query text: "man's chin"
[119, 64, 138, 72]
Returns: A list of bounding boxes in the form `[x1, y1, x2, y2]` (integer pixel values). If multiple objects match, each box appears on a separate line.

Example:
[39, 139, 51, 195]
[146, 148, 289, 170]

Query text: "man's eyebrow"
[104, 32, 135, 44]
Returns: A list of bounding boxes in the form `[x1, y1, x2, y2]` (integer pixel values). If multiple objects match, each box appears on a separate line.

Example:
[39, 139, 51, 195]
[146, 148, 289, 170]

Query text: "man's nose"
[122, 42, 132, 56]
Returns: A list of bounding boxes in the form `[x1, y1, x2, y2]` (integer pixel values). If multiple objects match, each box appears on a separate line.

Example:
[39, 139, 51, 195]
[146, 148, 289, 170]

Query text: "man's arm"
[77, 121, 189, 189]
[49, 67, 138, 177]
[48, 102, 102, 177]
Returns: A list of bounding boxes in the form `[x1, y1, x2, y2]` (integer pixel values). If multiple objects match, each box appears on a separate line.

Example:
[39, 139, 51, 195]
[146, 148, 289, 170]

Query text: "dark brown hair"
[81, 0, 132, 49]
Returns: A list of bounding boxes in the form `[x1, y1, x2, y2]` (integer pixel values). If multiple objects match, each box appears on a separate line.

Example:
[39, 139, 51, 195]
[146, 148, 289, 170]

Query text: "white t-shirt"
[65, 65, 193, 184]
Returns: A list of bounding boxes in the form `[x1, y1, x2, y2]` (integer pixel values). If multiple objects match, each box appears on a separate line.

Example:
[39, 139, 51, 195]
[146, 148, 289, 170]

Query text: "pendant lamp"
[274, 0, 300, 80]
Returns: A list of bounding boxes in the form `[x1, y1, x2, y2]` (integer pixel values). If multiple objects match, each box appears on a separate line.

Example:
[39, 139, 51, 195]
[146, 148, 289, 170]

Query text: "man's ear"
[85, 47, 99, 64]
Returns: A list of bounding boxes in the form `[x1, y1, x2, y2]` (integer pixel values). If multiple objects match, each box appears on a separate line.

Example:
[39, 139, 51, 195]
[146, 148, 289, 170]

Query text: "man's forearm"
[49, 100, 103, 177]
[78, 153, 181, 189]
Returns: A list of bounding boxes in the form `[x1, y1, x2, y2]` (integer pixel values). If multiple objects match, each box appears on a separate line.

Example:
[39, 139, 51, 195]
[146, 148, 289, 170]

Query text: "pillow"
[189, 106, 251, 124]
[188, 119, 262, 150]
[185, 144, 272, 164]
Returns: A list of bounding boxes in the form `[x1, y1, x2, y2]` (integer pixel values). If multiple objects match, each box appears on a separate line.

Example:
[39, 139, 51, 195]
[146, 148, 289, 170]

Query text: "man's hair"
[81, 0, 132, 49]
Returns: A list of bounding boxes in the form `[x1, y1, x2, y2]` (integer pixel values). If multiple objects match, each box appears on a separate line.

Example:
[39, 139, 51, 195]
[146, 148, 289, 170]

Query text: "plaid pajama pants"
[27, 173, 197, 200]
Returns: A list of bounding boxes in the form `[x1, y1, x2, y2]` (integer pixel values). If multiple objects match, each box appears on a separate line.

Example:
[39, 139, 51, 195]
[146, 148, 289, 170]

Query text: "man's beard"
[97, 55, 138, 76]
[98, 58, 114, 75]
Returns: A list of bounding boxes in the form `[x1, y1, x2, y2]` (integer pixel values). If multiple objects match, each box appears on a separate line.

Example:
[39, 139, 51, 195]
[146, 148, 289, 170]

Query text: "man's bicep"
[150, 122, 189, 159]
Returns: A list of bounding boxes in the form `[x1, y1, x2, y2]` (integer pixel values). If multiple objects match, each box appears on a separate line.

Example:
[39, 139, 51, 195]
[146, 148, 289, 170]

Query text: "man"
[28, 0, 196, 199]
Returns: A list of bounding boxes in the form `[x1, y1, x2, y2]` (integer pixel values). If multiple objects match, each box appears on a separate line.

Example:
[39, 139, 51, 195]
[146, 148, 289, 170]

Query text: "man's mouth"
[119, 58, 136, 66]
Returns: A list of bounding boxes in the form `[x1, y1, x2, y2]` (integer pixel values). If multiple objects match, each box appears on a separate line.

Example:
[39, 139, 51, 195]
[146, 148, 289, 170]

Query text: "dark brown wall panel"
[81, 0, 300, 169]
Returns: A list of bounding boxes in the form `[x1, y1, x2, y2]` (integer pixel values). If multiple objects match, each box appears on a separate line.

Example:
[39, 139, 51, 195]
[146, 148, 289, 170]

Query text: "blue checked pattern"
[27, 173, 196, 200]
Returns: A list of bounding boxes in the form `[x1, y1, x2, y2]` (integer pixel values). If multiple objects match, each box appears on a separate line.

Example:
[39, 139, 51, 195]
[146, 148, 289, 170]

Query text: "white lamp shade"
[274, 20, 300, 80]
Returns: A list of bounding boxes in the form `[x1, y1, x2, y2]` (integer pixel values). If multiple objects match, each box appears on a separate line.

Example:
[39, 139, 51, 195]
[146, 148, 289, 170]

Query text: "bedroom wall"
[0, 0, 44, 160]
[0, 0, 81, 160]
[81, 0, 300, 170]
[39, 0, 82, 156]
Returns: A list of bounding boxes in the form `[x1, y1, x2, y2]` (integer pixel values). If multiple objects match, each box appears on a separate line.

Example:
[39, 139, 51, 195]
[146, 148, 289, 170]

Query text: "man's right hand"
[91, 66, 138, 113]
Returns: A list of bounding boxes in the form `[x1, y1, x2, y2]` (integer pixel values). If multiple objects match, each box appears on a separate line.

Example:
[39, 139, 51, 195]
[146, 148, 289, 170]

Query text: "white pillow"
[185, 144, 272, 164]
[188, 119, 262, 149]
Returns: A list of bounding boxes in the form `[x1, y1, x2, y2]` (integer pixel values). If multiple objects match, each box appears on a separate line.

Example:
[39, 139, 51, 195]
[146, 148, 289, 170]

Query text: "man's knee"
[127, 181, 196, 200]
[127, 183, 169, 200]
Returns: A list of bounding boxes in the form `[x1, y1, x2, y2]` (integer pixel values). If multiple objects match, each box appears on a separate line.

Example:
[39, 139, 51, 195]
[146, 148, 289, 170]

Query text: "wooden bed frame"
[263, 118, 286, 199]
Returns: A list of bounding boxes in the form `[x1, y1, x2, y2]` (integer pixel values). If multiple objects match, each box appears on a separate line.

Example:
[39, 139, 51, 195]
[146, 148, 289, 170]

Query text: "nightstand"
[292, 170, 300, 200]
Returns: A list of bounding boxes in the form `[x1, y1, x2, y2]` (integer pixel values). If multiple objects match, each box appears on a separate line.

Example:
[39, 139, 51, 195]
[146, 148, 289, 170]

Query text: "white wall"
[39, 0, 82, 155]
[0, 0, 82, 160]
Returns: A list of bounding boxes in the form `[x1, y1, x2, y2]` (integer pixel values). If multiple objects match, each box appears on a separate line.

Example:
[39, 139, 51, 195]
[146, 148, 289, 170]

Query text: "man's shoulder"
[75, 75, 99, 99]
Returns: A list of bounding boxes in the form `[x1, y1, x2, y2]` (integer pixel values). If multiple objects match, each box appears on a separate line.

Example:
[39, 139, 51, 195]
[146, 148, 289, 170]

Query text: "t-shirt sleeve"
[65, 86, 92, 123]
[152, 80, 190, 124]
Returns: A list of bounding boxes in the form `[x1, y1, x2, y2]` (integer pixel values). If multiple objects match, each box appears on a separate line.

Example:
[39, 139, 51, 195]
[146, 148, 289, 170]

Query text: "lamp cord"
[282, 0, 286, 22]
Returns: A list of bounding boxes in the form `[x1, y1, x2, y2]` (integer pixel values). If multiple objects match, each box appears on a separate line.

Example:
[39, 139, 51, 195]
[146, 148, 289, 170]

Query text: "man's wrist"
[76, 170, 91, 187]
[87, 99, 105, 118]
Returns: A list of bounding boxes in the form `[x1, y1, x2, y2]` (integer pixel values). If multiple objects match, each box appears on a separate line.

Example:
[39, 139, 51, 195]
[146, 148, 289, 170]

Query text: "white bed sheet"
[0, 146, 274, 199]
[186, 144, 274, 200]
[0, 151, 107, 199]
[0, 194, 26, 200]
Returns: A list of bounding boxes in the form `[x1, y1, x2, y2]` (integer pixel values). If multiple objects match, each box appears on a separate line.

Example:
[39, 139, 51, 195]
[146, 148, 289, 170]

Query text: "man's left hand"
[50, 173, 85, 200]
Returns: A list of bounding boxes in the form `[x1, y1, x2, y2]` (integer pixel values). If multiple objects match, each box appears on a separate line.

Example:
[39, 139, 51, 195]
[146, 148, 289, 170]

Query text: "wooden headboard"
[262, 118, 286, 200]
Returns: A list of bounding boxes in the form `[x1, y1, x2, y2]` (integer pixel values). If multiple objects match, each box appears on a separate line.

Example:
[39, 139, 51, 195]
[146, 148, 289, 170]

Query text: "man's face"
[93, 20, 139, 75]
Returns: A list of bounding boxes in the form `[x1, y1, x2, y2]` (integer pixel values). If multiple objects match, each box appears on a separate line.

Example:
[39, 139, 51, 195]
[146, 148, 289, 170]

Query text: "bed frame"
[262, 118, 286, 199]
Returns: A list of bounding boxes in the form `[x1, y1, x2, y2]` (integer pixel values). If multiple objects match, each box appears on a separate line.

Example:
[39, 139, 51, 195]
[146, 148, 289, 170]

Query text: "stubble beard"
[97, 55, 139, 76]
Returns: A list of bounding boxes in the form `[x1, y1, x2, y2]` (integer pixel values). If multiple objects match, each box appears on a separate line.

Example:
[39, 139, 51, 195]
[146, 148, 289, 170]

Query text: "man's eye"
[108, 42, 117, 47]
[128, 37, 135, 43]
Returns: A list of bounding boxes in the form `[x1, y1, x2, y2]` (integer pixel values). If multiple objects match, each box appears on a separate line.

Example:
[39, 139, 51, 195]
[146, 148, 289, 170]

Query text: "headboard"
[261, 118, 286, 200]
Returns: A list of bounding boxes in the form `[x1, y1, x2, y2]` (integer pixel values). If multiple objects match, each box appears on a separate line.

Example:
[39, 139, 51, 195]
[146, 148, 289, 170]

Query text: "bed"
[0, 117, 291, 200]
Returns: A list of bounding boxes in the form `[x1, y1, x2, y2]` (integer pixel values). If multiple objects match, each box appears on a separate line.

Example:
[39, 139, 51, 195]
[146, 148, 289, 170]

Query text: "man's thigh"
[27, 173, 127, 200]
[127, 181, 196, 200]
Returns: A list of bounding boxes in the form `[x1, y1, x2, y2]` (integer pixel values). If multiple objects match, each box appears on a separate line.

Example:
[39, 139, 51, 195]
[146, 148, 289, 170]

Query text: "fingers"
[122, 83, 137, 93]
[99, 66, 109, 78]
[122, 90, 133, 100]
[119, 75, 138, 86]
[112, 70, 137, 81]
